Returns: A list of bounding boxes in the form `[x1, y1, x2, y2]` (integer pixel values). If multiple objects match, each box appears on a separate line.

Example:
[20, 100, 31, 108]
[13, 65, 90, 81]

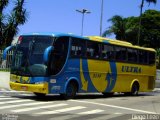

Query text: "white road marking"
[0, 102, 52, 110]
[114, 113, 123, 114]
[69, 100, 157, 114]
[12, 103, 68, 112]
[0, 99, 33, 105]
[78, 109, 104, 114]
[0, 90, 22, 92]
[0, 97, 19, 100]
[35, 106, 86, 115]
[0, 96, 6, 97]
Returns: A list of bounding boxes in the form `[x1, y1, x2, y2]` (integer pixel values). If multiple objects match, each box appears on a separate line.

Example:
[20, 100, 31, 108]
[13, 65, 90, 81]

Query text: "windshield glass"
[11, 35, 54, 76]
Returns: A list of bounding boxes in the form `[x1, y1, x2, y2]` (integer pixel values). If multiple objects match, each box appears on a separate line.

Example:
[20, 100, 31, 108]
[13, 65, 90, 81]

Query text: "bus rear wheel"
[131, 82, 139, 96]
[124, 82, 139, 96]
[102, 92, 114, 97]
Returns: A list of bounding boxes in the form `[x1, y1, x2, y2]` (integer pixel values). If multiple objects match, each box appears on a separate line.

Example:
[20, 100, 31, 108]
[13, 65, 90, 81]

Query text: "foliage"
[141, 10, 160, 48]
[103, 10, 160, 49]
[102, 15, 127, 40]
[156, 48, 160, 68]
[0, 0, 28, 49]
[138, 0, 157, 45]
[143, 0, 157, 6]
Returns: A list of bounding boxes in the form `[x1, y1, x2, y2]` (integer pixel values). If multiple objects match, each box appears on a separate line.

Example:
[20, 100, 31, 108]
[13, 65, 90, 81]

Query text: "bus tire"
[61, 82, 77, 99]
[131, 82, 139, 96]
[34, 92, 46, 98]
[102, 92, 114, 97]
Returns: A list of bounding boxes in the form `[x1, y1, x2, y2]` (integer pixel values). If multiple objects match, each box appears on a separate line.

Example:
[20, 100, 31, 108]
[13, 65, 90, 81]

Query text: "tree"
[156, 48, 160, 68]
[0, 0, 9, 45]
[138, 0, 157, 45]
[102, 10, 160, 48]
[0, 0, 9, 13]
[140, 10, 160, 48]
[102, 15, 127, 40]
[0, 0, 27, 49]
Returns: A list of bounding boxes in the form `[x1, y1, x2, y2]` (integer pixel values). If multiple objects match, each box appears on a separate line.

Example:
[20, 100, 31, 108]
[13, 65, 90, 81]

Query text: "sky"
[6, 0, 160, 38]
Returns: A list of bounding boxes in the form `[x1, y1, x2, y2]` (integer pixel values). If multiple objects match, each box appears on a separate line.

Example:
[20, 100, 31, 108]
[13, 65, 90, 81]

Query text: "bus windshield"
[11, 35, 54, 76]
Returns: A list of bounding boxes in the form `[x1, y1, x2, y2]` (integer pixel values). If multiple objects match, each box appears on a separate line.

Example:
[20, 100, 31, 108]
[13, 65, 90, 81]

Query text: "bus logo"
[80, 59, 117, 92]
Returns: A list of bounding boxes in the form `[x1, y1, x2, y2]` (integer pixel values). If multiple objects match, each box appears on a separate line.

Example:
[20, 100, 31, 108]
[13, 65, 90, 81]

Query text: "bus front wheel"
[34, 92, 46, 98]
[61, 82, 77, 99]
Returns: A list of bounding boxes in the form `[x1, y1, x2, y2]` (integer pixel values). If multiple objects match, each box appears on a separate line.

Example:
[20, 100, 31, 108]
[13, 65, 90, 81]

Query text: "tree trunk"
[138, 0, 144, 45]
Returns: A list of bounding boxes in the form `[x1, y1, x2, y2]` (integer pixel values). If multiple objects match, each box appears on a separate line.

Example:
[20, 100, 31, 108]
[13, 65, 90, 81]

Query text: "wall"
[0, 72, 10, 89]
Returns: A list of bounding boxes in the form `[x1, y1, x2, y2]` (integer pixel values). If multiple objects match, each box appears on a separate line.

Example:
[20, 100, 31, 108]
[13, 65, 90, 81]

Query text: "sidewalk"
[0, 72, 10, 89]
[156, 69, 160, 88]
[155, 80, 160, 88]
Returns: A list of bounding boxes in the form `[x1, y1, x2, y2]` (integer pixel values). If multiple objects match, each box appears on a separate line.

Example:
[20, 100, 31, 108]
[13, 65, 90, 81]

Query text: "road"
[0, 89, 160, 120]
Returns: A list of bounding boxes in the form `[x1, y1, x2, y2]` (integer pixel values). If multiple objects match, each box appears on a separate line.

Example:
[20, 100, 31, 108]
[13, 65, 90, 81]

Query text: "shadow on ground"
[3, 91, 157, 101]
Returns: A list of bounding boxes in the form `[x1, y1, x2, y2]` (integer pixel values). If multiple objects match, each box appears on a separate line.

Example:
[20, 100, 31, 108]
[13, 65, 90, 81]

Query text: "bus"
[3, 32, 156, 99]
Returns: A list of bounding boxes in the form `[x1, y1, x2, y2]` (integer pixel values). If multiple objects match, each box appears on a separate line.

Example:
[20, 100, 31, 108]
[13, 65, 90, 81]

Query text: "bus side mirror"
[3, 46, 15, 60]
[43, 46, 54, 65]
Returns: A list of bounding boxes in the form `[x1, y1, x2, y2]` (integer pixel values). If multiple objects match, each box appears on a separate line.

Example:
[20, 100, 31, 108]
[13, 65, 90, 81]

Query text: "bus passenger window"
[86, 41, 101, 59]
[102, 51, 107, 59]
[71, 46, 82, 56]
[127, 48, 138, 63]
[138, 50, 148, 64]
[70, 38, 86, 57]
[149, 52, 155, 65]
[115, 46, 127, 61]
[102, 44, 114, 60]
[86, 48, 92, 57]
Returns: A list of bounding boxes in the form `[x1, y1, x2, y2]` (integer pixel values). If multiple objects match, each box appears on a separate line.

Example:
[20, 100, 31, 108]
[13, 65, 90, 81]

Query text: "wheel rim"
[132, 84, 139, 95]
[66, 84, 76, 97]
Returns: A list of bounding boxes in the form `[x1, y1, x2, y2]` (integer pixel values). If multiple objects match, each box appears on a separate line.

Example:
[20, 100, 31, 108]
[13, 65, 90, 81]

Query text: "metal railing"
[0, 50, 13, 71]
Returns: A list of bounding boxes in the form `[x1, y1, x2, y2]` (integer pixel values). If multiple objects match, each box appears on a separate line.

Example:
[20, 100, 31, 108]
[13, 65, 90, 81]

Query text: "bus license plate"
[21, 86, 28, 91]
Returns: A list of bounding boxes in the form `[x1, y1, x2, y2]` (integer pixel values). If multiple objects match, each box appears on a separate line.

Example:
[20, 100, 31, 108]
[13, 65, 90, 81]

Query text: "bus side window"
[70, 38, 85, 57]
[138, 50, 148, 64]
[127, 48, 138, 63]
[71, 46, 76, 56]
[149, 52, 155, 65]
[102, 51, 107, 59]
[115, 46, 127, 61]
[86, 41, 101, 59]
[86, 48, 92, 57]
[50, 37, 69, 75]
[102, 44, 114, 60]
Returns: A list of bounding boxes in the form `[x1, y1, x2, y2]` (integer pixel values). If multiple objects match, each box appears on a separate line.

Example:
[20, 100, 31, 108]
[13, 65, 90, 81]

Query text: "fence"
[0, 50, 13, 71]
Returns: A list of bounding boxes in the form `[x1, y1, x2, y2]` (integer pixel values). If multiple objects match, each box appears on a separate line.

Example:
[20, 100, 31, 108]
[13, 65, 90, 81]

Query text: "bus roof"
[21, 32, 88, 39]
[21, 32, 155, 52]
[87, 36, 156, 52]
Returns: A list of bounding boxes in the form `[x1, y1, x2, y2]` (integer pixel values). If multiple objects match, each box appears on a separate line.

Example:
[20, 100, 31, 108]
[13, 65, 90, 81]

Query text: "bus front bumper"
[10, 82, 48, 94]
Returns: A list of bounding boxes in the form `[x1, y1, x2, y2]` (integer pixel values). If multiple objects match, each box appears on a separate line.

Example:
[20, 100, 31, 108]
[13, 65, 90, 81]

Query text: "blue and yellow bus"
[3, 33, 156, 99]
